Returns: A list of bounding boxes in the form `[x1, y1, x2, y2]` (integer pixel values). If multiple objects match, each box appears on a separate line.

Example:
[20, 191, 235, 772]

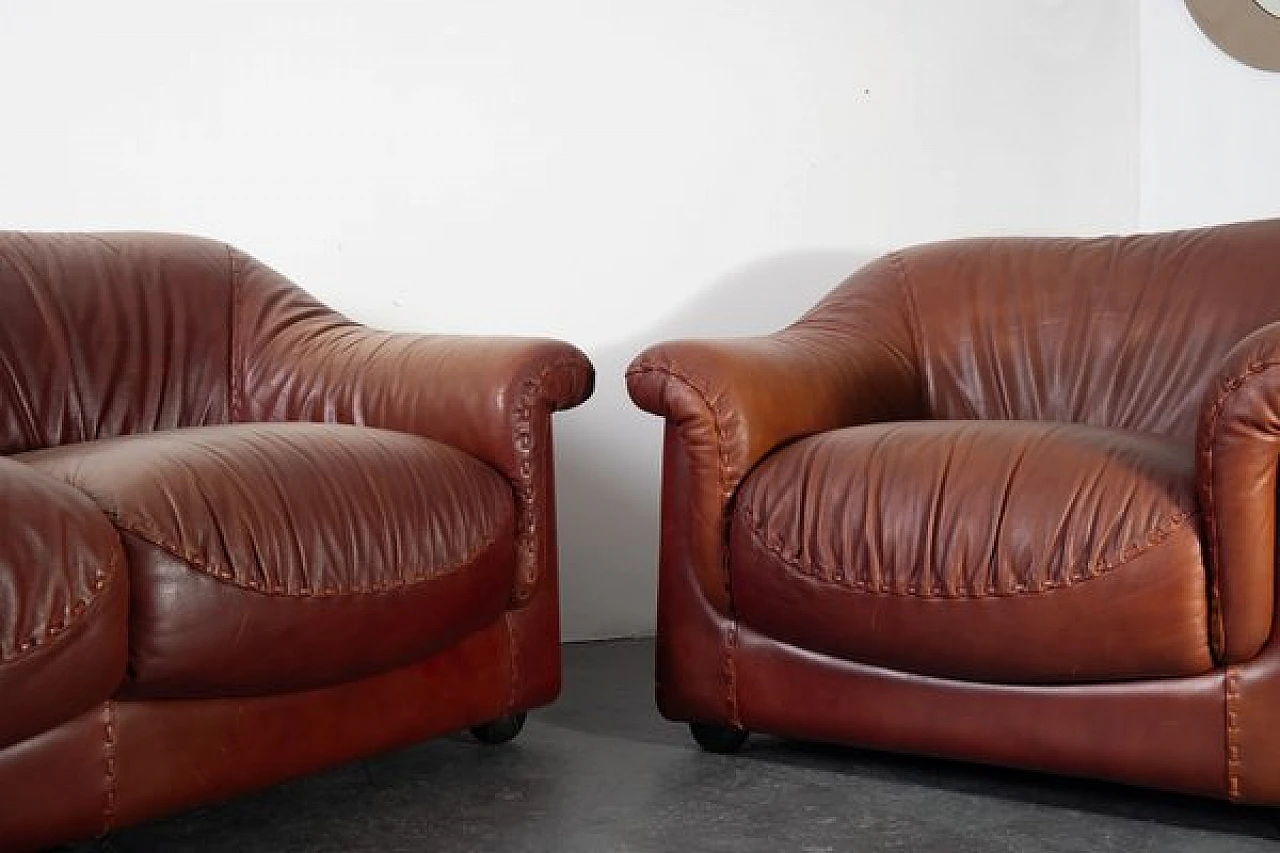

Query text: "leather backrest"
[889, 219, 1280, 442]
[0, 233, 234, 454]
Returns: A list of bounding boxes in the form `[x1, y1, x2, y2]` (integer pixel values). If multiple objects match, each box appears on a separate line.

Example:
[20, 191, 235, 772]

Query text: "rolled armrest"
[1197, 321, 1280, 663]
[246, 328, 592, 476]
[626, 255, 923, 617]
[627, 326, 923, 503]
[232, 250, 594, 601]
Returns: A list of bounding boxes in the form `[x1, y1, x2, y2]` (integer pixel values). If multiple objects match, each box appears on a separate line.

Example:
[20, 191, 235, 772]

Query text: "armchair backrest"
[821, 219, 1280, 442]
[0, 233, 235, 454]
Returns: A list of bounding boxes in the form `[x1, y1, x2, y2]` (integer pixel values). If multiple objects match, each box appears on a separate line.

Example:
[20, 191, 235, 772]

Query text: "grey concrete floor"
[71, 639, 1279, 852]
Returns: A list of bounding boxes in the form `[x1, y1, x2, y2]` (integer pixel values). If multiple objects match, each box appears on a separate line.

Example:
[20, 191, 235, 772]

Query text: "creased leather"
[21, 423, 516, 697]
[732, 421, 1212, 683]
[232, 249, 594, 600]
[0, 457, 127, 749]
[627, 254, 923, 611]
[0, 232, 232, 455]
[630, 217, 1280, 803]
[0, 231, 589, 848]
[902, 221, 1280, 441]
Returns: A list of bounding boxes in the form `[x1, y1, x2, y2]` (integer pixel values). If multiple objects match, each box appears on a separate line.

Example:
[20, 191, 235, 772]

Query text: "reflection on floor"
[70, 639, 1278, 852]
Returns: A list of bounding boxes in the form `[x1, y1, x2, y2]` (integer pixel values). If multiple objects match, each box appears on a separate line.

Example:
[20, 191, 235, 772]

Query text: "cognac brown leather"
[21, 423, 517, 697]
[731, 420, 1212, 683]
[0, 457, 128, 750]
[0, 232, 593, 851]
[628, 218, 1280, 803]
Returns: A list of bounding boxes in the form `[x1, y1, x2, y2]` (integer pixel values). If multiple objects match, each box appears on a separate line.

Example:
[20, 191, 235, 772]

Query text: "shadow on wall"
[553, 248, 876, 642]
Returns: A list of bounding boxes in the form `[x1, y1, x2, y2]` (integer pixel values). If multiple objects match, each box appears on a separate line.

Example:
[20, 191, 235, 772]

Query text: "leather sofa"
[0, 233, 593, 851]
[627, 218, 1280, 802]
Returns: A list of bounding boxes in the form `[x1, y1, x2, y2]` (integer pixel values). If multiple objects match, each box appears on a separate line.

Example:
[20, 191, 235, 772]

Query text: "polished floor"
[69, 639, 1279, 852]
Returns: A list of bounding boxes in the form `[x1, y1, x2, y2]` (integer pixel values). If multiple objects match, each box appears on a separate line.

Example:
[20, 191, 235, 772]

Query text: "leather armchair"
[628, 218, 1280, 802]
[0, 233, 594, 851]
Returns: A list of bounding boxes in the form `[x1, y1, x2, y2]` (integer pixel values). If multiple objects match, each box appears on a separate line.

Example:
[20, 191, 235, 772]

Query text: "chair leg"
[470, 712, 527, 745]
[689, 721, 749, 754]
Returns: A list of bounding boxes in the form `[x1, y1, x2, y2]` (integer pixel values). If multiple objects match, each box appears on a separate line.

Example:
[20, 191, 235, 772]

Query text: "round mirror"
[1186, 0, 1280, 70]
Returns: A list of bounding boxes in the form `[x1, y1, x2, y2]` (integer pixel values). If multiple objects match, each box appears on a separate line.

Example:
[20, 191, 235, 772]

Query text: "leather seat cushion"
[0, 458, 127, 748]
[730, 421, 1214, 684]
[20, 423, 516, 698]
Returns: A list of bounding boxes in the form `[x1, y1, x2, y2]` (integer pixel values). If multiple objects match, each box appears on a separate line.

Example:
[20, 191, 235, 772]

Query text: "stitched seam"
[511, 356, 586, 601]
[227, 245, 243, 423]
[724, 622, 742, 728]
[102, 702, 117, 833]
[504, 611, 519, 712]
[1226, 666, 1243, 801]
[111, 513, 499, 597]
[1, 549, 122, 664]
[740, 503, 1200, 598]
[1201, 359, 1280, 657]
[625, 362, 734, 503]
[626, 359, 740, 719]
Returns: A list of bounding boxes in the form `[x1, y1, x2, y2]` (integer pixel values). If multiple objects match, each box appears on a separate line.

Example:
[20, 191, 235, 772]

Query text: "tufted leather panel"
[0, 232, 232, 454]
[0, 457, 127, 749]
[21, 423, 516, 697]
[731, 420, 1213, 683]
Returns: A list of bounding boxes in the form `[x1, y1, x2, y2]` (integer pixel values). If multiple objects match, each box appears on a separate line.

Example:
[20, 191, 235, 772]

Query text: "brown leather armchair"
[627, 218, 1280, 803]
[0, 233, 594, 851]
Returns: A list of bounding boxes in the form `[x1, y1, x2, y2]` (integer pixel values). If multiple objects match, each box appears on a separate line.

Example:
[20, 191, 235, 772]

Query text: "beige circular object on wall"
[1186, 0, 1280, 71]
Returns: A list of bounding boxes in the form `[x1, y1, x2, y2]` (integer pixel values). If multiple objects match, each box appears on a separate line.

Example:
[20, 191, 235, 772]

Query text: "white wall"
[0, 1, 1139, 640]
[1139, 0, 1280, 230]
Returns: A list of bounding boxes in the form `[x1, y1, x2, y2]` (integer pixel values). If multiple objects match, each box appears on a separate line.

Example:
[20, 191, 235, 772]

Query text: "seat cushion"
[20, 423, 516, 698]
[0, 457, 127, 748]
[730, 421, 1213, 684]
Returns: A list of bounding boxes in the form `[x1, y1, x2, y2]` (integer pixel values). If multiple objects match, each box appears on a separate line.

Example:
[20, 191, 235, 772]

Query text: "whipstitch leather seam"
[504, 611, 519, 712]
[724, 622, 742, 728]
[627, 360, 741, 720]
[227, 244, 243, 424]
[741, 504, 1199, 598]
[626, 362, 735, 502]
[512, 356, 585, 600]
[1200, 358, 1280, 657]
[109, 511, 498, 597]
[1225, 666, 1243, 800]
[102, 701, 117, 833]
[1, 549, 122, 664]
